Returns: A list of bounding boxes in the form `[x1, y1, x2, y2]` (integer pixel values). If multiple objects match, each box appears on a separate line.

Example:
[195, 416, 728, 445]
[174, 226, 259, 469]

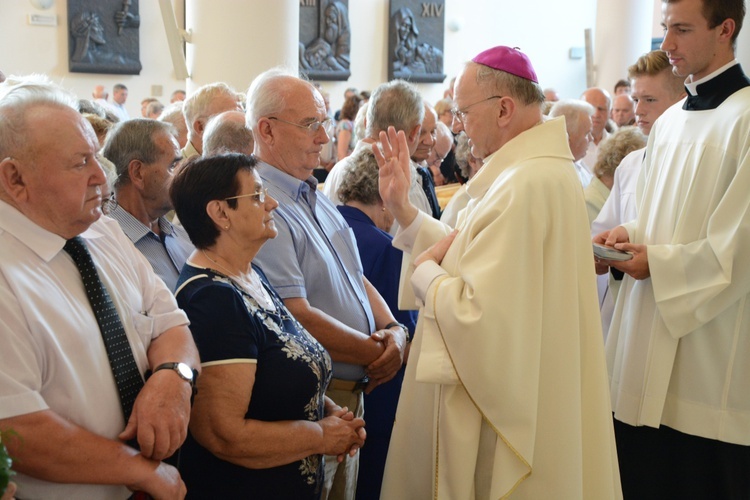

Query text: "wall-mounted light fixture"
[30, 0, 54, 10]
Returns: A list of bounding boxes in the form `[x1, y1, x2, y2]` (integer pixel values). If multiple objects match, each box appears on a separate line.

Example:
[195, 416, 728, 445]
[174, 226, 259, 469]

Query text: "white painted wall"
[0, 0, 186, 118]
[326, 0, 600, 109]
[2, 0, 746, 115]
[0, 0, 599, 114]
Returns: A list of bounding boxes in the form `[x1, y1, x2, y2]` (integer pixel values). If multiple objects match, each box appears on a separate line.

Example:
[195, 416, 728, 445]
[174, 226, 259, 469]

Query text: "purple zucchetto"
[471, 46, 539, 84]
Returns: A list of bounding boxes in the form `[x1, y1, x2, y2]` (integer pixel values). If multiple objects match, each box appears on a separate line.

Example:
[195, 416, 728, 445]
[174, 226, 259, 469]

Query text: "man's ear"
[407, 123, 421, 144]
[0, 157, 29, 202]
[496, 97, 515, 127]
[255, 118, 275, 146]
[127, 159, 146, 189]
[193, 118, 206, 136]
[718, 18, 736, 44]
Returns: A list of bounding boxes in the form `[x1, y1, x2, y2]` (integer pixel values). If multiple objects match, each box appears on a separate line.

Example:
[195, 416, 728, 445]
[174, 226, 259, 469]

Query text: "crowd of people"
[1, 0, 749, 498]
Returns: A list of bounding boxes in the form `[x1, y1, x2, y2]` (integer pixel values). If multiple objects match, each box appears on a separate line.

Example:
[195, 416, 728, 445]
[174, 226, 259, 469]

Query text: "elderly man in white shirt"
[0, 78, 199, 499]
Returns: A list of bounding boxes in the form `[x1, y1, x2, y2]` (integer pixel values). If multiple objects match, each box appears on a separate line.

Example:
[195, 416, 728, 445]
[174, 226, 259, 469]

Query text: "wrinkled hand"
[119, 371, 191, 460]
[319, 408, 366, 461]
[127, 461, 186, 500]
[415, 230, 458, 267]
[365, 328, 406, 393]
[374, 126, 417, 226]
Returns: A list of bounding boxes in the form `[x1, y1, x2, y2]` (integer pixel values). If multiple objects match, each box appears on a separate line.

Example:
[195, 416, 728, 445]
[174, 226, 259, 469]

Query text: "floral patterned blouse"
[175, 263, 332, 500]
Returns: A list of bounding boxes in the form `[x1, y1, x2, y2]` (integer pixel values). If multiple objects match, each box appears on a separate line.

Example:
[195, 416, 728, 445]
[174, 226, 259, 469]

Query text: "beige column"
[185, 0, 298, 94]
[593, 0, 653, 93]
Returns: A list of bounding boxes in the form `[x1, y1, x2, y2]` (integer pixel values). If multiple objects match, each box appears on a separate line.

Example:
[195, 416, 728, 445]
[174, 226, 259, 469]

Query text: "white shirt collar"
[0, 200, 105, 262]
[685, 59, 739, 96]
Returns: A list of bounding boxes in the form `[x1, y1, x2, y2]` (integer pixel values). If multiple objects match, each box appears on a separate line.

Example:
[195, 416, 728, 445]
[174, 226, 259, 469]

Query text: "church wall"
[2, 0, 748, 116]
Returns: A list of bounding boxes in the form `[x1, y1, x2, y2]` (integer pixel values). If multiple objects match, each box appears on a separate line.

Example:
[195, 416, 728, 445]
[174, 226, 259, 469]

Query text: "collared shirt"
[683, 60, 749, 111]
[109, 204, 194, 290]
[181, 140, 200, 161]
[582, 129, 610, 174]
[574, 160, 594, 188]
[0, 200, 188, 499]
[254, 161, 375, 380]
[110, 102, 130, 122]
[684, 59, 738, 96]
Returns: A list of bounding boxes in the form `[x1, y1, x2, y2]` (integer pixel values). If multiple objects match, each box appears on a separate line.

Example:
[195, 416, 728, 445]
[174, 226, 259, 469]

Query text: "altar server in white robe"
[595, 0, 750, 497]
[377, 45, 621, 500]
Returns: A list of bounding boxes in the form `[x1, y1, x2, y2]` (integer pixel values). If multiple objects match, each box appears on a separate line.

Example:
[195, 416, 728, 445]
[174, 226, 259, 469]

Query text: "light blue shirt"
[108, 205, 194, 291]
[254, 161, 375, 380]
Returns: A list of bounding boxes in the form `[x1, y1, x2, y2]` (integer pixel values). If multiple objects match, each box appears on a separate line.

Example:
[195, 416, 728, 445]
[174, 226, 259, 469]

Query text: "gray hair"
[183, 82, 240, 135]
[203, 113, 254, 156]
[454, 132, 472, 179]
[337, 148, 381, 205]
[474, 63, 545, 107]
[245, 68, 294, 128]
[365, 79, 424, 138]
[101, 118, 176, 187]
[0, 75, 79, 158]
[549, 99, 595, 136]
[146, 100, 164, 118]
[158, 102, 187, 142]
[353, 101, 368, 143]
[594, 126, 646, 179]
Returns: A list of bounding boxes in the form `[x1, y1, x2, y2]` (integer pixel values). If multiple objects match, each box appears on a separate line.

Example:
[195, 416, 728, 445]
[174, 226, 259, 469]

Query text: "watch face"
[176, 362, 194, 381]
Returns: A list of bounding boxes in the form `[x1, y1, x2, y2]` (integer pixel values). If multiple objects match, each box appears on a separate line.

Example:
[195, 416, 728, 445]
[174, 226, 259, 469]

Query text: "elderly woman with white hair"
[336, 148, 416, 500]
[584, 126, 646, 223]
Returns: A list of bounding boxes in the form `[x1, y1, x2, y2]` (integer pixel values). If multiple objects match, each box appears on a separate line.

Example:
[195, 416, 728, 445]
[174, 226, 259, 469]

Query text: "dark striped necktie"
[64, 236, 144, 422]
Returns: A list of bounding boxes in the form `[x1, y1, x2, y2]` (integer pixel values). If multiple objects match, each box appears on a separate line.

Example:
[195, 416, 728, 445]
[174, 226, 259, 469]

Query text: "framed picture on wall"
[299, 0, 352, 81]
[68, 0, 142, 75]
[388, 0, 446, 83]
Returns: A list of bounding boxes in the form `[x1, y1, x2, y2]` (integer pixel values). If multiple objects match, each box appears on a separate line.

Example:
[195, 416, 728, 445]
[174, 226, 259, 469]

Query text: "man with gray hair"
[157, 101, 188, 149]
[549, 99, 596, 187]
[102, 119, 194, 290]
[181, 82, 242, 159]
[426, 120, 454, 186]
[377, 46, 620, 498]
[0, 78, 198, 499]
[111, 83, 129, 122]
[323, 79, 429, 218]
[411, 102, 442, 219]
[202, 110, 254, 156]
[611, 93, 635, 127]
[580, 87, 612, 171]
[247, 69, 407, 500]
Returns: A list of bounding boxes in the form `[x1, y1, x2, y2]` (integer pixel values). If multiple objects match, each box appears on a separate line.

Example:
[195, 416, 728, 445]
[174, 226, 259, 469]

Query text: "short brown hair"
[340, 94, 362, 121]
[662, 0, 745, 45]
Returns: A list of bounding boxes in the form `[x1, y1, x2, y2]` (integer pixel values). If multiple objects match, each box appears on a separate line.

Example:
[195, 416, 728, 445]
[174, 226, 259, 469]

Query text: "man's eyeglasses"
[101, 194, 117, 215]
[268, 116, 331, 134]
[224, 187, 268, 204]
[451, 95, 504, 124]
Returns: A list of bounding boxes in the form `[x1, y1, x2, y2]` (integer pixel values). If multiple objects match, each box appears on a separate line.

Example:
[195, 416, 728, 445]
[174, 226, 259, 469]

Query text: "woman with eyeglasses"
[170, 153, 365, 499]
